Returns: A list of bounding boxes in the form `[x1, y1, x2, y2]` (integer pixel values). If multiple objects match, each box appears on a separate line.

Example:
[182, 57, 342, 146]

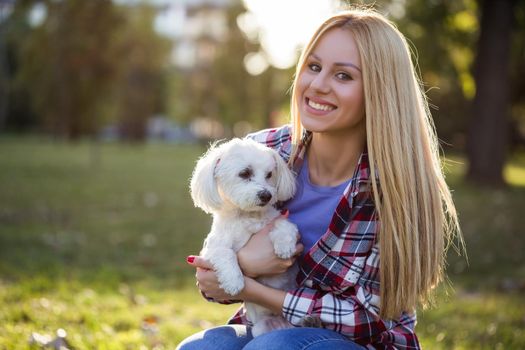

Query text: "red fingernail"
[186, 256, 195, 264]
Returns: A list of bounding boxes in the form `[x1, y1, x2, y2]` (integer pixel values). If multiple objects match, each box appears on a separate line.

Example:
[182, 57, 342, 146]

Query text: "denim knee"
[242, 327, 365, 350]
[176, 325, 252, 350]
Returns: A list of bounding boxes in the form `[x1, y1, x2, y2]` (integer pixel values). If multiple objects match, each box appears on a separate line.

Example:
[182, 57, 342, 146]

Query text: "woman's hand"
[187, 256, 289, 315]
[237, 213, 304, 278]
[187, 255, 246, 301]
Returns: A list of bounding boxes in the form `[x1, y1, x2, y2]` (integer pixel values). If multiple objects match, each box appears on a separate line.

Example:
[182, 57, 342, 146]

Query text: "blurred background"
[0, 0, 524, 349]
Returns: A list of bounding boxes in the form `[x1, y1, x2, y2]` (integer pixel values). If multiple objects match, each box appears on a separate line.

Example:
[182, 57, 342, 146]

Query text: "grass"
[0, 136, 524, 349]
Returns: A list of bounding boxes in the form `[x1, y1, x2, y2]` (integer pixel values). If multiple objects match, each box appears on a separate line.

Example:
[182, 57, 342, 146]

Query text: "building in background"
[154, 0, 232, 69]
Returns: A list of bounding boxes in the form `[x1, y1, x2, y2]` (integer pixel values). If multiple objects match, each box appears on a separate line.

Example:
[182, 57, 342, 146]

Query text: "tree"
[391, 0, 524, 185]
[509, 4, 525, 153]
[113, 4, 171, 141]
[18, 0, 124, 139]
[3, 0, 45, 132]
[14, 0, 125, 139]
[9, 0, 170, 141]
[0, 2, 9, 130]
[466, 0, 517, 186]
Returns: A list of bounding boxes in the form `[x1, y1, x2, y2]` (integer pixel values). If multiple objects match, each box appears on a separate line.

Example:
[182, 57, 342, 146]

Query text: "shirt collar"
[291, 130, 372, 187]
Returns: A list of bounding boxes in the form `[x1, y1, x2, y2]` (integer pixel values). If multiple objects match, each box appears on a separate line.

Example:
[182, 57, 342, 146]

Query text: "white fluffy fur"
[190, 138, 299, 336]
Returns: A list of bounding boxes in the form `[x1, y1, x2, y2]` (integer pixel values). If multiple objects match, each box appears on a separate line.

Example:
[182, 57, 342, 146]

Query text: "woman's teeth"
[308, 99, 335, 111]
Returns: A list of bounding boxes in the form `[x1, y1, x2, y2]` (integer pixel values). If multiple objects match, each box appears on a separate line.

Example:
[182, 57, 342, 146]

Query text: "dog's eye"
[238, 168, 253, 180]
[266, 171, 272, 179]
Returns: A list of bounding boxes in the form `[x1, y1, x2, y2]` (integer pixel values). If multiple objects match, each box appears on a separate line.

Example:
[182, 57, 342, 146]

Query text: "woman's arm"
[238, 277, 286, 315]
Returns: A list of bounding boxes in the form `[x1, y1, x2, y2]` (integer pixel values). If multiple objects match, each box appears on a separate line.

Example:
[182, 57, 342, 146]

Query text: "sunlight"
[242, 0, 340, 69]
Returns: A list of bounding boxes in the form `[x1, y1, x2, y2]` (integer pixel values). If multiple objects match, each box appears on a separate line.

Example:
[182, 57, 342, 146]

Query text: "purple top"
[285, 156, 352, 254]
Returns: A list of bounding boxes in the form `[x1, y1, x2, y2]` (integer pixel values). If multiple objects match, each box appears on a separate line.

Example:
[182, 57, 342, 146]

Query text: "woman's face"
[297, 27, 365, 136]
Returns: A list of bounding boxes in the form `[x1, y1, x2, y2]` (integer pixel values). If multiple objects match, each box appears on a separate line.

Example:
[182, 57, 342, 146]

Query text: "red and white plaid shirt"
[222, 125, 420, 349]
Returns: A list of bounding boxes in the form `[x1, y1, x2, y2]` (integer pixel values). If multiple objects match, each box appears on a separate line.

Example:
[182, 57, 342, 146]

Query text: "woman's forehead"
[308, 28, 362, 70]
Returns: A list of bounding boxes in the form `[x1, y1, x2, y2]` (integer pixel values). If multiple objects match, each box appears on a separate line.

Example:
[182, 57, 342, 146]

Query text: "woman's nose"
[310, 72, 330, 94]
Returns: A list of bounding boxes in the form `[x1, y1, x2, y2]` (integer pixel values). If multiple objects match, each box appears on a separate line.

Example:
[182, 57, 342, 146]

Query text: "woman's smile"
[305, 97, 337, 114]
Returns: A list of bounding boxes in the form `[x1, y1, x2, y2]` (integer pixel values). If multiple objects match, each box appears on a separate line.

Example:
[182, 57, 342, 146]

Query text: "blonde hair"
[290, 8, 463, 319]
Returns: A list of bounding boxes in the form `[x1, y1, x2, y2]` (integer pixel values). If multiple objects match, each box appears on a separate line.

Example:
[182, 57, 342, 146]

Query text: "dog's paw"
[219, 275, 245, 296]
[270, 220, 299, 259]
[300, 315, 323, 328]
[273, 239, 296, 259]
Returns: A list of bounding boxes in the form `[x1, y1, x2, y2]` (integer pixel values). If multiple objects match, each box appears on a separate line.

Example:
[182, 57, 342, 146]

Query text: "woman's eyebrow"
[310, 53, 362, 72]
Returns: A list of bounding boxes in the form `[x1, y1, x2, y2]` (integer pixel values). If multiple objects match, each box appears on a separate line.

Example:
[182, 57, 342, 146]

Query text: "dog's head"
[190, 138, 296, 214]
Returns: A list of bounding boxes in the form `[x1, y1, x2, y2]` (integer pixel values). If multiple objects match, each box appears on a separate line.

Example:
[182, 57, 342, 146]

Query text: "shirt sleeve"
[282, 283, 387, 341]
[200, 290, 242, 305]
[283, 285, 419, 348]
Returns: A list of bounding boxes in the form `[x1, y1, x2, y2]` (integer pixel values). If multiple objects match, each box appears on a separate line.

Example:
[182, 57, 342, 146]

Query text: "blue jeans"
[176, 325, 366, 350]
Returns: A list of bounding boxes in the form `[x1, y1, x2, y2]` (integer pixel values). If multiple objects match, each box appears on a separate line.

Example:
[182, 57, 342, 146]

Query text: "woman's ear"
[273, 152, 296, 201]
[190, 145, 223, 213]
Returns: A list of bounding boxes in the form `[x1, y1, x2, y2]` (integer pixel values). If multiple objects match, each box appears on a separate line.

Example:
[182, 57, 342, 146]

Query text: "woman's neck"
[307, 129, 366, 187]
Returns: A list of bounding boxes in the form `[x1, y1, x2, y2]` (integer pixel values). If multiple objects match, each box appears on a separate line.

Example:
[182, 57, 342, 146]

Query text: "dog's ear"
[190, 144, 223, 213]
[273, 151, 296, 201]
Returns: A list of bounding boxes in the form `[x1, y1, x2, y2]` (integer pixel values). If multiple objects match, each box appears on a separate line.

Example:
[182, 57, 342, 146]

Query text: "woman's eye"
[336, 72, 352, 81]
[239, 168, 253, 179]
[266, 171, 272, 179]
[308, 63, 321, 72]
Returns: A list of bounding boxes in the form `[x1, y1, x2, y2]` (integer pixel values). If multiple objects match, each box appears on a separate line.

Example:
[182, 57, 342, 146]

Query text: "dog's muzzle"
[257, 190, 272, 206]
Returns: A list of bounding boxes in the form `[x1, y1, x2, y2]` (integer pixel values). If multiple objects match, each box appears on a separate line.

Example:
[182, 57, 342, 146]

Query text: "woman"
[179, 7, 462, 350]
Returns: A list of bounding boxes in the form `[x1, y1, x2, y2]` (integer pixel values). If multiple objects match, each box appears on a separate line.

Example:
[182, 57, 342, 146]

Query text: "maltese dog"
[190, 138, 299, 336]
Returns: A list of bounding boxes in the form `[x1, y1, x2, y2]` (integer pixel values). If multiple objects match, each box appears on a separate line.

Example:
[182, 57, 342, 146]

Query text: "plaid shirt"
[223, 125, 420, 349]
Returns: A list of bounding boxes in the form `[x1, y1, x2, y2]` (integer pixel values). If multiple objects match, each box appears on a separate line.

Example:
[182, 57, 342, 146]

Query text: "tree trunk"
[0, 9, 9, 131]
[466, 0, 515, 186]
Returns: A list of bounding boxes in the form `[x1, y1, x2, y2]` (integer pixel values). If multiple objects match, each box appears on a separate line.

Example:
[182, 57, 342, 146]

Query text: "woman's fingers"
[294, 243, 304, 257]
[186, 255, 214, 270]
[195, 267, 216, 283]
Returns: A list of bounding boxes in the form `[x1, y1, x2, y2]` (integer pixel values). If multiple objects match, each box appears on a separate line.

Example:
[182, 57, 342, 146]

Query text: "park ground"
[0, 137, 524, 349]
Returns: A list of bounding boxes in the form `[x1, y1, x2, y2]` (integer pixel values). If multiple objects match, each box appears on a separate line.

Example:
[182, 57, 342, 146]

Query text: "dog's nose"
[257, 190, 272, 205]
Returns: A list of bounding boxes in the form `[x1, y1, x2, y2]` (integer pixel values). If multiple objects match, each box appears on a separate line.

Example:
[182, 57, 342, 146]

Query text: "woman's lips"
[305, 97, 337, 115]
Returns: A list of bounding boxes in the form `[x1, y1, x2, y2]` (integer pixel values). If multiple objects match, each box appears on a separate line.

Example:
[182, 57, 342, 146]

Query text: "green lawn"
[0, 137, 524, 349]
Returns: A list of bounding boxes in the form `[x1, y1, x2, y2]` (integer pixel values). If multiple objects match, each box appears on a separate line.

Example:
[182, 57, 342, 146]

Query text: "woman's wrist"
[239, 277, 258, 301]
[240, 277, 287, 315]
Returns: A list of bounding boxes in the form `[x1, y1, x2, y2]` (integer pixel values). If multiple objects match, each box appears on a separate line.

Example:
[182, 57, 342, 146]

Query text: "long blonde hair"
[290, 8, 463, 319]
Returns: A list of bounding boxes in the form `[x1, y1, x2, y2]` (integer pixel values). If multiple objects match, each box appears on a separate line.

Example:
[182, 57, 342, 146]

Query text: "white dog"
[190, 138, 299, 336]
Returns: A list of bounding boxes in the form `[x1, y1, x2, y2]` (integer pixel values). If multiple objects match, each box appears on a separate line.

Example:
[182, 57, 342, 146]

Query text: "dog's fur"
[190, 138, 299, 336]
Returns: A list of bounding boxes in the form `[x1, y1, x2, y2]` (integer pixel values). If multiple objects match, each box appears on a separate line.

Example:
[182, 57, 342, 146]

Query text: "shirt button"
[305, 279, 313, 287]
